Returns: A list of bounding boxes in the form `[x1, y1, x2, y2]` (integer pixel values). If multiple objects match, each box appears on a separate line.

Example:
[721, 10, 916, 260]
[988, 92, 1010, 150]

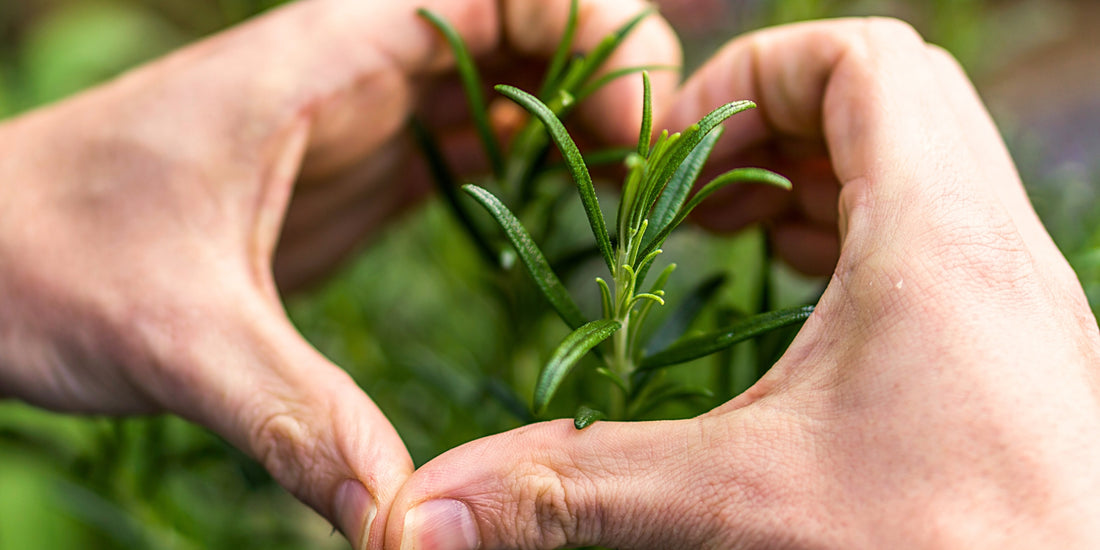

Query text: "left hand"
[0, 1, 679, 548]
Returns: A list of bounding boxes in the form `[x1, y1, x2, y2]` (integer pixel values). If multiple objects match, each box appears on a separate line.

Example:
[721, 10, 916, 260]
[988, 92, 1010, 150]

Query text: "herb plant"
[416, 2, 813, 429]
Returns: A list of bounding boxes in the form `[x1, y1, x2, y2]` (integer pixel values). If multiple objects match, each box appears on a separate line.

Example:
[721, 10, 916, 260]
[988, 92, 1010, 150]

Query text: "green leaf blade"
[573, 405, 607, 430]
[642, 126, 724, 251]
[641, 167, 791, 260]
[535, 320, 623, 415]
[641, 101, 756, 220]
[640, 305, 814, 370]
[539, 0, 580, 99]
[559, 8, 654, 93]
[417, 8, 504, 177]
[638, 71, 653, 158]
[496, 84, 616, 273]
[463, 184, 588, 329]
[683, 167, 792, 216]
[409, 119, 497, 265]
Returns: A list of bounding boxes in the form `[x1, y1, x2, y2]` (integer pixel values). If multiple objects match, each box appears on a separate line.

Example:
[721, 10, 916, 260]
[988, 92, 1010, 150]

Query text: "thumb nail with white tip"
[335, 480, 377, 550]
[401, 498, 480, 550]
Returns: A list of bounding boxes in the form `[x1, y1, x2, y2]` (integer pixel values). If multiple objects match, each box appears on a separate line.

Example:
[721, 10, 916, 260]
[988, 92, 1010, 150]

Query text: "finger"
[383, 416, 818, 550]
[422, 0, 683, 147]
[664, 19, 1046, 286]
[205, 0, 680, 182]
[134, 290, 414, 550]
[502, 0, 683, 145]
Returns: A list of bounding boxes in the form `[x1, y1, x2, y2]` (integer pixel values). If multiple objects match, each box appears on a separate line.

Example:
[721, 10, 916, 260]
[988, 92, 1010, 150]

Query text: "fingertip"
[398, 499, 480, 550]
[336, 479, 378, 550]
[384, 419, 581, 550]
[576, 4, 683, 145]
[503, 0, 683, 145]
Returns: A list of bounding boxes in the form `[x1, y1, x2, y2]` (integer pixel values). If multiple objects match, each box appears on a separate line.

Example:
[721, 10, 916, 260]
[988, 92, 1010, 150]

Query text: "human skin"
[0, 1, 679, 549]
[383, 18, 1100, 550]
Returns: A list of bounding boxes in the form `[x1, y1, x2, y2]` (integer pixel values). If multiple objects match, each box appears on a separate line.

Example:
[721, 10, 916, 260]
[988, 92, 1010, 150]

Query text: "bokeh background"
[1, 0, 1097, 548]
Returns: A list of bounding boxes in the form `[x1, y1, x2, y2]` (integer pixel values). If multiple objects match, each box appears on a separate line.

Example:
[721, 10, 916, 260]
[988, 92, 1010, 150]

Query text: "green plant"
[417, 2, 813, 429]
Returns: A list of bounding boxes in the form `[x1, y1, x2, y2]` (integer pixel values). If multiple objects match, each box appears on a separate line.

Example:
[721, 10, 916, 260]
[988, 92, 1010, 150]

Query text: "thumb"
[384, 417, 789, 550]
[145, 292, 413, 550]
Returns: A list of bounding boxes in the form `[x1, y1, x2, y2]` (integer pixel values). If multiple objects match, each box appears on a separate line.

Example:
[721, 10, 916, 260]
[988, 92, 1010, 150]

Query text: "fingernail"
[335, 480, 377, 550]
[401, 499, 480, 550]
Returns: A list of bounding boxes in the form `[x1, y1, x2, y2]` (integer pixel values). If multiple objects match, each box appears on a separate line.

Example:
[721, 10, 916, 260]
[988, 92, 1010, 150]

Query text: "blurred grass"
[0, 1, 1097, 549]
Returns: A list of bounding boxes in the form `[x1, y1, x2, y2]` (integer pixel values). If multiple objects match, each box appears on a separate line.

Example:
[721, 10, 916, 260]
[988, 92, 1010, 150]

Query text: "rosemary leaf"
[496, 84, 616, 273]
[463, 184, 588, 329]
[641, 306, 814, 370]
[535, 320, 622, 415]
[417, 8, 504, 177]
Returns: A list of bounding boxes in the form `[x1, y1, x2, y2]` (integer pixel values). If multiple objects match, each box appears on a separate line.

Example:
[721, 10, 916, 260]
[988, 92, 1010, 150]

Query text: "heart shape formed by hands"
[2, 3, 1098, 550]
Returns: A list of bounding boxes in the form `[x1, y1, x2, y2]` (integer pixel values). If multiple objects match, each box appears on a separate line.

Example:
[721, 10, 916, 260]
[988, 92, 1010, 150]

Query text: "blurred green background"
[1, 0, 1097, 548]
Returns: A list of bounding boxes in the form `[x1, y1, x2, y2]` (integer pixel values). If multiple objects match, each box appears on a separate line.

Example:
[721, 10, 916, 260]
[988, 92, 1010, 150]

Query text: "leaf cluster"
[416, 1, 813, 428]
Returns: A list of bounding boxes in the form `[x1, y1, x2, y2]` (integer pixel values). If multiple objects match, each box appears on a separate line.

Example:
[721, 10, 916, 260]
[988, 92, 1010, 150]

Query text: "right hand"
[382, 18, 1100, 550]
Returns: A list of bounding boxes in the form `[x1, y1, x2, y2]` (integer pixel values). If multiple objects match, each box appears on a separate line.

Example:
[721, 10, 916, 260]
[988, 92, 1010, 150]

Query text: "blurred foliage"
[0, 1, 1097, 549]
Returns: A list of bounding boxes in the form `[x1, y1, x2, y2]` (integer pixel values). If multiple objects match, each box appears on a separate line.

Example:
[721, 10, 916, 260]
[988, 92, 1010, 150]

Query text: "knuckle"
[925, 42, 962, 67]
[830, 16, 929, 68]
[859, 16, 924, 44]
[249, 407, 320, 499]
[505, 458, 592, 548]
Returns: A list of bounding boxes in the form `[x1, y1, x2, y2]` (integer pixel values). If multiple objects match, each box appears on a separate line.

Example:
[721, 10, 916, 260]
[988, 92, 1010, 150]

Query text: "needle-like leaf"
[638, 72, 653, 158]
[641, 167, 791, 260]
[539, 0, 580, 99]
[628, 263, 676, 345]
[417, 8, 503, 178]
[535, 320, 622, 415]
[558, 8, 654, 93]
[464, 184, 587, 329]
[631, 384, 715, 418]
[642, 127, 724, 252]
[573, 405, 607, 430]
[641, 101, 755, 222]
[684, 167, 792, 215]
[496, 85, 615, 273]
[574, 64, 679, 102]
[596, 278, 614, 319]
[409, 119, 497, 265]
[594, 367, 629, 394]
[640, 306, 814, 370]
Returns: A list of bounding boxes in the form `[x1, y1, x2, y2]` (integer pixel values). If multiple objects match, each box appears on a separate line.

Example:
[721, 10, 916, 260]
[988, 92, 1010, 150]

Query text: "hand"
[0, 1, 677, 548]
[383, 18, 1100, 549]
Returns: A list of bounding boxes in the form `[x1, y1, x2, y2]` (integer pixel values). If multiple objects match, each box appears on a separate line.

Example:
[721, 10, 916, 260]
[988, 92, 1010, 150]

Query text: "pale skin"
[0, 3, 1097, 550]
[386, 15, 1100, 550]
[0, 1, 679, 548]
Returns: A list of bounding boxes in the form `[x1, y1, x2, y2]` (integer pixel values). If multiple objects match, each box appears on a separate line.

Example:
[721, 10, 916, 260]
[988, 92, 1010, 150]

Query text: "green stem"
[607, 244, 639, 419]
[609, 311, 631, 419]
